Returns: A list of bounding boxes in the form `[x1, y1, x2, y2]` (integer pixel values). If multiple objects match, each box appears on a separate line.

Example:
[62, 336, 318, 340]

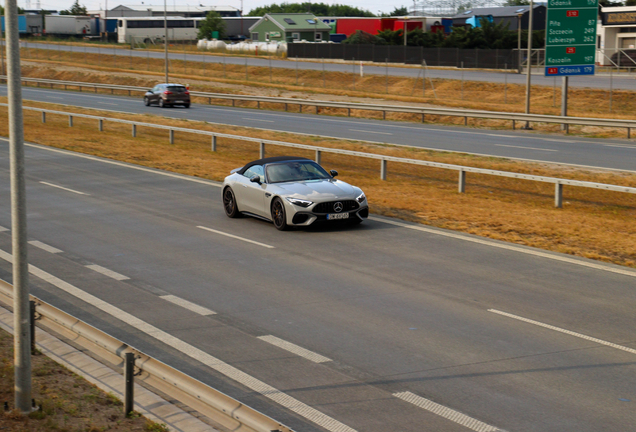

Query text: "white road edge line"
[85, 264, 130, 281]
[494, 144, 558, 152]
[349, 129, 393, 135]
[369, 217, 636, 279]
[488, 309, 636, 355]
[394, 391, 502, 432]
[197, 226, 275, 249]
[28, 240, 63, 254]
[242, 118, 275, 122]
[40, 181, 89, 195]
[257, 335, 331, 363]
[159, 295, 216, 316]
[0, 248, 357, 432]
[19, 142, 222, 188]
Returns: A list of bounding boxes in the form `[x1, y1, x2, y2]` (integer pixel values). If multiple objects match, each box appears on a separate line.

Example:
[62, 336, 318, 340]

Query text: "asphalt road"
[22, 41, 636, 90]
[1, 139, 636, 432]
[5, 84, 636, 172]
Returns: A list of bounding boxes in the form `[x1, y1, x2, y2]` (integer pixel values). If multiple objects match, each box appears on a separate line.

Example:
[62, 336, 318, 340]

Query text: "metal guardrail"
[0, 278, 293, 432]
[6, 103, 636, 208]
[7, 76, 636, 138]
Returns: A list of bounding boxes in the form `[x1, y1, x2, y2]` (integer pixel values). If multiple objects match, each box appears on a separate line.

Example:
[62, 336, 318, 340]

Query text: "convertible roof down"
[237, 156, 311, 175]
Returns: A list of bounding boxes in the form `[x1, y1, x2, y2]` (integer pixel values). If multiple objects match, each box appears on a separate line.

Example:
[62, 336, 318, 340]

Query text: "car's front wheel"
[271, 198, 288, 231]
[223, 187, 240, 218]
[143, 96, 150, 106]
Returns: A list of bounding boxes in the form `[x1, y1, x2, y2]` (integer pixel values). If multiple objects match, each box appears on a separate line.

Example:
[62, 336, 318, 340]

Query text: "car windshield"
[266, 161, 331, 183]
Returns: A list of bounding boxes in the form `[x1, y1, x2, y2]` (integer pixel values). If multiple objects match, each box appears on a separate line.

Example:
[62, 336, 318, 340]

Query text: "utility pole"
[522, 0, 533, 129]
[517, 13, 522, 74]
[7, 0, 31, 413]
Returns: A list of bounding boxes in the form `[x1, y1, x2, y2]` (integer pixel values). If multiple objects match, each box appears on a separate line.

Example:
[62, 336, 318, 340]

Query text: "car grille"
[313, 200, 359, 214]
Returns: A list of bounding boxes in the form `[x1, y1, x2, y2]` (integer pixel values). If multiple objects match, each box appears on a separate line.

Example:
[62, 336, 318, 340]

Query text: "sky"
[26, 0, 405, 16]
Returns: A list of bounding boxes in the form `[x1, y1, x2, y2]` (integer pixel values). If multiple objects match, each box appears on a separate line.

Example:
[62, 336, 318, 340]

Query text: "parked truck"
[0, 14, 44, 34]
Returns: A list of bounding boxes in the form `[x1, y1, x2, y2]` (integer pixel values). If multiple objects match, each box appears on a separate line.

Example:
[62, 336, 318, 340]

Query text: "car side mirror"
[330, 170, 338, 178]
[250, 175, 261, 184]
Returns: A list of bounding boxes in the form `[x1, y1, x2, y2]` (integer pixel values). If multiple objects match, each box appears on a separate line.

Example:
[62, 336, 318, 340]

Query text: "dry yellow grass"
[3, 99, 635, 269]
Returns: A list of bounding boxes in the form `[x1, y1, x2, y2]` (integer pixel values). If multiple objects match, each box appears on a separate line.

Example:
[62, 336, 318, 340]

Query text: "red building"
[330, 17, 424, 37]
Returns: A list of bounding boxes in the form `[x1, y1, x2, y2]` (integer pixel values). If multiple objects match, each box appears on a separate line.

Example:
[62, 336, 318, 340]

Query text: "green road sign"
[545, 0, 598, 76]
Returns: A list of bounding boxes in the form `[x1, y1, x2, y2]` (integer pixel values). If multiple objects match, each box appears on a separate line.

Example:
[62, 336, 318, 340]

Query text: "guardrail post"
[169, 130, 174, 144]
[260, 141, 265, 158]
[284, 103, 288, 112]
[347, 108, 351, 117]
[628, 128, 631, 139]
[458, 170, 466, 193]
[232, 99, 235, 107]
[299, 105, 302, 113]
[208, 97, 211, 105]
[315, 105, 319, 114]
[464, 116, 467, 126]
[124, 352, 135, 416]
[564, 124, 569, 134]
[315, 150, 321, 165]
[79, 85, 82, 92]
[421, 113, 425, 123]
[211, 135, 217, 152]
[380, 159, 387, 180]
[132, 124, 137, 138]
[99, 119, 103, 132]
[30, 301, 36, 355]
[41, 112, 46, 123]
[512, 120, 515, 130]
[69, 115, 73, 127]
[555, 183, 563, 208]
[383, 111, 386, 120]
[257, 101, 260, 109]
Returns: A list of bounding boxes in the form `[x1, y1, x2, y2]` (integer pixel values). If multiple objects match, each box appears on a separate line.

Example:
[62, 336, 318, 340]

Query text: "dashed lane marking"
[197, 226, 275, 249]
[160, 295, 216, 316]
[489, 309, 636, 355]
[28, 240, 63, 254]
[258, 335, 331, 363]
[40, 181, 89, 195]
[85, 264, 130, 281]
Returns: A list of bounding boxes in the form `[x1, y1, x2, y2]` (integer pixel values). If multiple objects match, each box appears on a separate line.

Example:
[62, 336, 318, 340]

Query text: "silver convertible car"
[222, 156, 369, 230]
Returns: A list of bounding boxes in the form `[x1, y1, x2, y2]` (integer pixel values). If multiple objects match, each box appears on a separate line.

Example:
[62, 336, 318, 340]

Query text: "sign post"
[545, 0, 599, 127]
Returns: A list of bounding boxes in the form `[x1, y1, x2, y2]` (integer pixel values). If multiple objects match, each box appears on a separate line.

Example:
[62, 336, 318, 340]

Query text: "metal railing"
[9, 103, 636, 208]
[6, 76, 636, 138]
[0, 278, 293, 432]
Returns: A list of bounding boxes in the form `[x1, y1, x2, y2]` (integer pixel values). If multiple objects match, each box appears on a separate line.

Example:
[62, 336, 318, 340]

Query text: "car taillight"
[163, 90, 173, 95]
[184, 91, 189, 95]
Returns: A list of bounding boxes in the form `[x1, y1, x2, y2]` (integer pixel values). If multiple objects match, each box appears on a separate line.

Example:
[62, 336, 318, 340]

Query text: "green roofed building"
[248, 13, 331, 43]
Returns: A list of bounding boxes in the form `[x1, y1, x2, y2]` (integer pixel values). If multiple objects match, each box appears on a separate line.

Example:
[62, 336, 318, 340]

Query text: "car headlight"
[356, 193, 366, 203]
[286, 197, 313, 208]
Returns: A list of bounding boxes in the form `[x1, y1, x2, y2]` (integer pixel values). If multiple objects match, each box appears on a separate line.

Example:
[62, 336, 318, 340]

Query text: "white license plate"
[327, 213, 349, 220]
[175, 100, 184, 103]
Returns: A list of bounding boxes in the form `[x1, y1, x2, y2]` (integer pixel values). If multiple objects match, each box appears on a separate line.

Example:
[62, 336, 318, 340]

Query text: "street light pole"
[7, 0, 31, 413]
[164, 0, 168, 83]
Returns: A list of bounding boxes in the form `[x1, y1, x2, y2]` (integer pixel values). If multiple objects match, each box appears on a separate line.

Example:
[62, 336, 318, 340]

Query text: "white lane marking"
[242, 117, 275, 123]
[159, 295, 216, 316]
[394, 392, 501, 432]
[28, 240, 62, 254]
[40, 181, 89, 195]
[85, 264, 130, 281]
[495, 144, 558, 152]
[485, 134, 518, 138]
[98, 102, 119, 106]
[370, 216, 636, 279]
[349, 129, 393, 135]
[258, 335, 331, 363]
[604, 144, 636, 149]
[489, 309, 636, 355]
[0, 249, 357, 432]
[0, 226, 7, 232]
[21, 143, 222, 188]
[197, 226, 275, 249]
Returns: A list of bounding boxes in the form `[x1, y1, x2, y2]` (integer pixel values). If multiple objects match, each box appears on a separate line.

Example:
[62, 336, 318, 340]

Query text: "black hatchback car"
[144, 83, 190, 108]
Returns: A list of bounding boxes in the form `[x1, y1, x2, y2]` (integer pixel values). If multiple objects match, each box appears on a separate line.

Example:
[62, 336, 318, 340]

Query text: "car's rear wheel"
[184, 103, 190, 108]
[271, 198, 288, 231]
[223, 187, 240, 218]
[159, 98, 166, 108]
[143, 96, 150, 106]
